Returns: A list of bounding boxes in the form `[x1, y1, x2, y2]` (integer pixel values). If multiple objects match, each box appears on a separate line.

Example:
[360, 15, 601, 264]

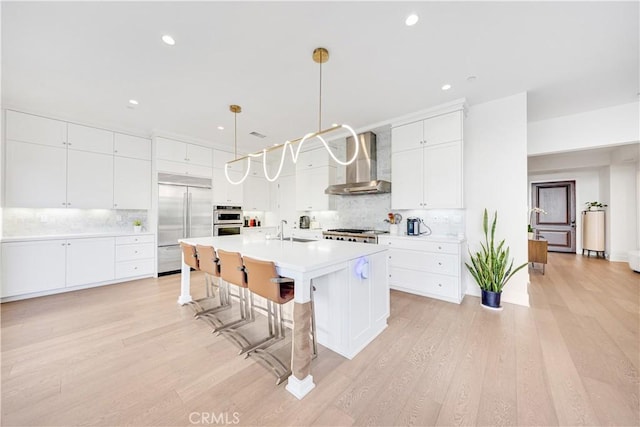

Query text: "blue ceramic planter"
[481, 289, 501, 308]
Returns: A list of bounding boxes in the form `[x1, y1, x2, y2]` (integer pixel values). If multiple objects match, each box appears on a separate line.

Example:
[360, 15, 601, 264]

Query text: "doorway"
[531, 181, 576, 253]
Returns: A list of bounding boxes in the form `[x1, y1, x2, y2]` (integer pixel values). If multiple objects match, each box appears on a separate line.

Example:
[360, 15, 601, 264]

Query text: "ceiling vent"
[249, 131, 267, 139]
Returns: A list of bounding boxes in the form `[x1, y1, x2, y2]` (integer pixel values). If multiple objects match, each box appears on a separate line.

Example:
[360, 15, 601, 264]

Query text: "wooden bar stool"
[193, 245, 230, 318]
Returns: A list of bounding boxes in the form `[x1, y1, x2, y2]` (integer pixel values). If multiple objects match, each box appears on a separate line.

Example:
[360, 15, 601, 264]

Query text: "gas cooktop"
[326, 228, 389, 235]
[322, 228, 388, 243]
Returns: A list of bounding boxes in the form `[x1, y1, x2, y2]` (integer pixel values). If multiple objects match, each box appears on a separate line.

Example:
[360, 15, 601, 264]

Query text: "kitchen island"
[178, 235, 389, 399]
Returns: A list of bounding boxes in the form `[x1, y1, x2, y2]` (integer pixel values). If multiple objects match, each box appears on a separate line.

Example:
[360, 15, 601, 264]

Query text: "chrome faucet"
[279, 220, 287, 241]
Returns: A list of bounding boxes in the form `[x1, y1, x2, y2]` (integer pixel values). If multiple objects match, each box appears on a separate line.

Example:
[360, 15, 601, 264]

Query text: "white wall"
[609, 164, 638, 261]
[464, 92, 529, 307]
[599, 167, 612, 256]
[528, 102, 640, 156]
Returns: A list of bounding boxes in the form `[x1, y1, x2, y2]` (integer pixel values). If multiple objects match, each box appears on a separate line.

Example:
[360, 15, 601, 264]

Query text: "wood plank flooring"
[1, 253, 638, 426]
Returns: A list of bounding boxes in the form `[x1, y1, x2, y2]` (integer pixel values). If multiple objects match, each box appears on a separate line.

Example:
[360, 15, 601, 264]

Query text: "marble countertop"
[1, 232, 154, 243]
[180, 235, 386, 273]
[377, 233, 466, 243]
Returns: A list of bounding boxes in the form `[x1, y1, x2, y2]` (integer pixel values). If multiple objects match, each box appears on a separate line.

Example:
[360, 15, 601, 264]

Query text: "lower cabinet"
[66, 237, 115, 287]
[377, 235, 465, 304]
[115, 235, 155, 279]
[1, 234, 155, 299]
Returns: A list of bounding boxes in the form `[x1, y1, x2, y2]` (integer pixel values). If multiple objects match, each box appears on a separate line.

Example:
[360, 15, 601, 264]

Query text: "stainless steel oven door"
[214, 223, 242, 236]
[213, 209, 242, 224]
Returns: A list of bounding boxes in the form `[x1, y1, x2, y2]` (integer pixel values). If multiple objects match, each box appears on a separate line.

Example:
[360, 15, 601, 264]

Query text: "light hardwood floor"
[1, 253, 638, 426]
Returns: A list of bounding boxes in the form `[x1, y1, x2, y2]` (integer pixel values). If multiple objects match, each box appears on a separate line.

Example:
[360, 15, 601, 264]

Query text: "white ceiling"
[2, 1, 638, 153]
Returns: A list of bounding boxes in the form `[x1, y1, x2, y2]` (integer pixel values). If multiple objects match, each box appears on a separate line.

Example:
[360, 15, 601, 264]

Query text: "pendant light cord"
[318, 58, 322, 133]
[234, 111, 238, 159]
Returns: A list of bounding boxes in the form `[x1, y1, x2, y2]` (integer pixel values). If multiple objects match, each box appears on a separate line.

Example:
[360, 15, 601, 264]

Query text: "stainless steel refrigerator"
[157, 174, 212, 274]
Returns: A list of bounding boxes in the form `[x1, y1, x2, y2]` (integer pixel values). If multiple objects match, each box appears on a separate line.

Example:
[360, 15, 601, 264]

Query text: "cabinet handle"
[62, 202, 66, 206]
[68, 202, 71, 206]
[114, 150, 118, 153]
[134, 266, 138, 270]
[114, 204, 118, 207]
[134, 250, 138, 254]
[61, 243, 66, 246]
[68, 143, 72, 146]
[438, 246, 442, 250]
[438, 262, 442, 266]
[438, 283, 442, 287]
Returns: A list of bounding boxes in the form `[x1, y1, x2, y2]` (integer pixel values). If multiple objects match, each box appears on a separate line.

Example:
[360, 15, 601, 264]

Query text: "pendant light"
[225, 47, 359, 185]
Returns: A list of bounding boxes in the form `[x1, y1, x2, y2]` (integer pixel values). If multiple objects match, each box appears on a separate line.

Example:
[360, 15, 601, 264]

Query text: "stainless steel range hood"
[325, 131, 391, 195]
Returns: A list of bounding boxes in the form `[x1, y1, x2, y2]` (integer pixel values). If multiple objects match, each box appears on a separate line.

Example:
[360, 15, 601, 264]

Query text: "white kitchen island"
[178, 235, 389, 399]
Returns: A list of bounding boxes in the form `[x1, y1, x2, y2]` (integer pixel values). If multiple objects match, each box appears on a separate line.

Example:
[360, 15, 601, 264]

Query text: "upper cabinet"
[391, 110, 463, 209]
[114, 133, 151, 160]
[6, 110, 67, 148]
[212, 149, 243, 206]
[295, 147, 336, 211]
[156, 137, 212, 177]
[3, 110, 151, 209]
[67, 123, 113, 154]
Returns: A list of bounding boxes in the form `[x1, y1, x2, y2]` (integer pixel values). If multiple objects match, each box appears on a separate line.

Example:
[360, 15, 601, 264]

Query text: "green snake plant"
[465, 209, 528, 293]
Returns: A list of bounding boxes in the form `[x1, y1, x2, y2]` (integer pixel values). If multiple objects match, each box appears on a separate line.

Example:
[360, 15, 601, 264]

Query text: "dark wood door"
[532, 181, 576, 253]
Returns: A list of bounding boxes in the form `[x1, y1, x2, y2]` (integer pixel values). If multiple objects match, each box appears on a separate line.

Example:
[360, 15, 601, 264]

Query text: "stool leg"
[310, 285, 318, 358]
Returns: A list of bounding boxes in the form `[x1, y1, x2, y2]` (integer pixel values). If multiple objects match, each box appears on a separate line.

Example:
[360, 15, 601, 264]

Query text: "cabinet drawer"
[116, 243, 154, 261]
[116, 235, 154, 245]
[379, 237, 458, 254]
[389, 267, 458, 300]
[116, 259, 154, 279]
[387, 249, 458, 275]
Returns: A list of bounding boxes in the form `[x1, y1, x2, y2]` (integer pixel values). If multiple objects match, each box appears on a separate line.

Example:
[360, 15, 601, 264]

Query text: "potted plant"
[528, 207, 547, 239]
[585, 201, 608, 211]
[466, 209, 528, 309]
[132, 219, 142, 233]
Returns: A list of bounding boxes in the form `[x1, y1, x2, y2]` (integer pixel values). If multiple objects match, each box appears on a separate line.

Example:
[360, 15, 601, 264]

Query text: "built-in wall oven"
[213, 205, 242, 236]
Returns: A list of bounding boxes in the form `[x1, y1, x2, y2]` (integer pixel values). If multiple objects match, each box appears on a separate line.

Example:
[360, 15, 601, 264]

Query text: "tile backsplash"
[2, 208, 149, 237]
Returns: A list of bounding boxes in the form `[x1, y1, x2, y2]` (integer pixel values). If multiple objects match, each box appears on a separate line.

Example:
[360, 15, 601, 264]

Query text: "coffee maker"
[299, 215, 310, 229]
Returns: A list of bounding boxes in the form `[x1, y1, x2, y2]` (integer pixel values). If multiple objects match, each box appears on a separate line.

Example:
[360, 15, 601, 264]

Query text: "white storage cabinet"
[1, 234, 155, 300]
[378, 235, 465, 304]
[4, 111, 152, 209]
[295, 147, 336, 211]
[156, 137, 212, 177]
[115, 235, 155, 279]
[212, 149, 243, 205]
[391, 110, 463, 210]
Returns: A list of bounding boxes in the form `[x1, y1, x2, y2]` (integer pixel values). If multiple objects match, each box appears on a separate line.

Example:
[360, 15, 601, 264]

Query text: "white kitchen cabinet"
[156, 159, 213, 178]
[1, 239, 67, 297]
[5, 110, 67, 148]
[67, 123, 113, 154]
[114, 133, 151, 160]
[156, 137, 212, 167]
[1, 234, 155, 300]
[270, 174, 296, 223]
[66, 237, 115, 287]
[296, 166, 336, 211]
[212, 168, 244, 205]
[243, 160, 270, 211]
[378, 235, 465, 304]
[115, 234, 155, 279]
[213, 149, 236, 169]
[295, 147, 332, 170]
[4, 140, 68, 208]
[391, 111, 462, 152]
[391, 109, 463, 209]
[114, 157, 151, 209]
[67, 149, 114, 209]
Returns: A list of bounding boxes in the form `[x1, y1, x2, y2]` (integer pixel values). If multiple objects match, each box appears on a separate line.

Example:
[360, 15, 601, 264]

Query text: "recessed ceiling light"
[128, 99, 139, 105]
[405, 13, 419, 26]
[162, 35, 175, 46]
[217, 126, 224, 130]
[441, 84, 452, 91]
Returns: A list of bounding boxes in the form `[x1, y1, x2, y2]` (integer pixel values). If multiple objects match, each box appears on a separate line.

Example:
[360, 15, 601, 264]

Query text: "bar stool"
[180, 242, 209, 314]
[193, 245, 230, 318]
[211, 249, 253, 336]
[243, 256, 317, 384]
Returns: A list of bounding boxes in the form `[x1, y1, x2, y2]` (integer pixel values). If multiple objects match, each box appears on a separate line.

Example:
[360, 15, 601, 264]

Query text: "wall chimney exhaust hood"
[324, 131, 391, 195]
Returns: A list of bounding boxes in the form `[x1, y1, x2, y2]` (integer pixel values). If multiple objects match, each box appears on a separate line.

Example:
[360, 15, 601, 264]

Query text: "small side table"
[528, 239, 548, 274]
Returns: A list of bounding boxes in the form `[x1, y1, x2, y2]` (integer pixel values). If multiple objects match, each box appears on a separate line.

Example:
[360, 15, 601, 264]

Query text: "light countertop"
[1, 232, 154, 243]
[378, 234, 466, 243]
[180, 235, 386, 273]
